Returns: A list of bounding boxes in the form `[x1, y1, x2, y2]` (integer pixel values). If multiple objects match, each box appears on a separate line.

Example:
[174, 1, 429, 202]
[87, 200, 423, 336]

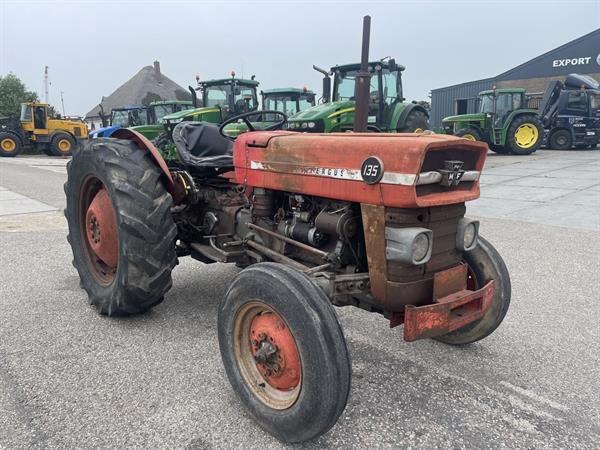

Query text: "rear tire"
[218, 263, 351, 443]
[48, 132, 75, 156]
[398, 109, 429, 133]
[64, 138, 178, 316]
[435, 237, 511, 345]
[0, 132, 22, 157]
[549, 129, 572, 150]
[507, 115, 543, 155]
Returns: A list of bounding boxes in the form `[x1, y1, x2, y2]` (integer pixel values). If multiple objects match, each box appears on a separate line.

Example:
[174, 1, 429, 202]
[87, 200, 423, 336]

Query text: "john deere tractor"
[153, 74, 261, 153]
[261, 87, 316, 116]
[286, 59, 429, 133]
[442, 88, 543, 155]
[0, 102, 88, 157]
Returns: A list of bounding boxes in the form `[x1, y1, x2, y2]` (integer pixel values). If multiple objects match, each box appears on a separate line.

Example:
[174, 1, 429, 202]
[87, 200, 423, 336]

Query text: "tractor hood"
[288, 100, 355, 121]
[163, 106, 221, 122]
[442, 113, 485, 123]
[90, 125, 121, 138]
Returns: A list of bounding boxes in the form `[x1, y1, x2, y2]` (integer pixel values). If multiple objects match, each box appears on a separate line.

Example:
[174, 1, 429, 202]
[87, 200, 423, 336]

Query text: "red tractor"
[64, 19, 510, 443]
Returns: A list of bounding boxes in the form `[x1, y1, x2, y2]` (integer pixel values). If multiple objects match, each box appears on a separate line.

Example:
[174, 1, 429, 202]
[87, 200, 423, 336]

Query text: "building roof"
[85, 62, 191, 118]
[432, 28, 600, 92]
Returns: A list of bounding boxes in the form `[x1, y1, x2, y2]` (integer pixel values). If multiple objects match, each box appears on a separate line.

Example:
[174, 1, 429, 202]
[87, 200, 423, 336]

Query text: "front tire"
[549, 129, 573, 150]
[64, 138, 178, 315]
[398, 109, 429, 133]
[455, 127, 483, 142]
[218, 263, 351, 443]
[507, 115, 543, 155]
[435, 237, 511, 345]
[0, 132, 22, 157]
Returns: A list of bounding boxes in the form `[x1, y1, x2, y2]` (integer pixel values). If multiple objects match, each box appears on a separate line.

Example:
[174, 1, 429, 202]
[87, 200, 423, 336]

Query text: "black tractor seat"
[172, 121, 233, 169]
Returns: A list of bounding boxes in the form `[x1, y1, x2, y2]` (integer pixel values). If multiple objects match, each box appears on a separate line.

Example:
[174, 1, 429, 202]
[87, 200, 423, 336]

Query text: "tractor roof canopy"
[199, 78, 259, 88]
[332, 60, 406, 74]
[263, 87, 314, 95]
[149, 100, 193, 107]
[479, 88, 526, 95]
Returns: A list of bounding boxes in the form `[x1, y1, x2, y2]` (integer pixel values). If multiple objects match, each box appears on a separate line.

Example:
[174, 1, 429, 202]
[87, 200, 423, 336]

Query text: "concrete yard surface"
[0, 150, 599, 448]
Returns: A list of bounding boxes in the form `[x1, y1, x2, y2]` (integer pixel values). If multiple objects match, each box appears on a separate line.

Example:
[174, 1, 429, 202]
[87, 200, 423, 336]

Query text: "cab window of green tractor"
[265, 95, 297, 116]
[234, 87, 256, 113]
[335, 68, 399, 106]
[299, 95, 315, 110]
[129, 110, 149, 126]
[206, 86, 228, 108]
[20, 104, 32, 122]
[111, 110, 129, 127]
[153, 104, 174, 123]
[480, 94, 494, 114]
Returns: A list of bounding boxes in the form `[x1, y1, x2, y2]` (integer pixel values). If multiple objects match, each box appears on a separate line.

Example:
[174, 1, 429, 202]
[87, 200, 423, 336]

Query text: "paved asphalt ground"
[0, 149, 599, 448]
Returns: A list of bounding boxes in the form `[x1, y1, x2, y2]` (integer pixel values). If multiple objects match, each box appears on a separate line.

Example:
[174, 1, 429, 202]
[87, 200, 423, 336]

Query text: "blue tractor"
[90, 105, 151, 138]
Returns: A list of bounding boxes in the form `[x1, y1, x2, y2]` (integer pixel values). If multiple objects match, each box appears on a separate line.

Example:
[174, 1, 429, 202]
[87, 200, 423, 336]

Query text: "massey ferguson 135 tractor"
[65, 17, 510, 443]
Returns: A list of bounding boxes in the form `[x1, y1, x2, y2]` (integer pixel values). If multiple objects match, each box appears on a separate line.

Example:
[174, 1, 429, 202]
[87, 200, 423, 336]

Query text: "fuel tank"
[233, 132, 488, 208]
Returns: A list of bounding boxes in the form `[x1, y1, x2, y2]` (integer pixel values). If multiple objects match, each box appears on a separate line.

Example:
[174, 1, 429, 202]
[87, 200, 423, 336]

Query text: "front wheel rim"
[1, 138, 16, 152]
[462, 134, 477, 141]
[514, 124, 538, 148]
[233, 301, 302, 410]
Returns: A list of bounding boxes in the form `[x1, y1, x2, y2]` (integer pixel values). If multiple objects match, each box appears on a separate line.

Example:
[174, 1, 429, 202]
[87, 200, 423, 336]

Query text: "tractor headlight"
[385, 227, 433, 266]
[308, 121, 316, 129]
[412, 233, 430, 262]
[301, 122, 308, 129]
[456, 218, 479, 252]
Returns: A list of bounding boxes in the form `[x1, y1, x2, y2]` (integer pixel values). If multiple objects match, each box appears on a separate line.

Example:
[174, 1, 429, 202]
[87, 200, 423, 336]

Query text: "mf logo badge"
[361, 156, 384, 184]
[438, 160, 465, 187]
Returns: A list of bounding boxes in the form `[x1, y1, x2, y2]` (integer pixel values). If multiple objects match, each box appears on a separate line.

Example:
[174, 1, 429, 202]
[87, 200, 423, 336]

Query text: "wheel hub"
[250, 312, 301, 391]
[58, 139, 71, 152]
[1, 138, 16, 152]
[514, 124, 538, 148]
[85, 188, 118, 268]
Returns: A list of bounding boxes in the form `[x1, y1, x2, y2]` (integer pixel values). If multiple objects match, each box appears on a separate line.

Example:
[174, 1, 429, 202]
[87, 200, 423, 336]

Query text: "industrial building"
[430, 28, 600, 129]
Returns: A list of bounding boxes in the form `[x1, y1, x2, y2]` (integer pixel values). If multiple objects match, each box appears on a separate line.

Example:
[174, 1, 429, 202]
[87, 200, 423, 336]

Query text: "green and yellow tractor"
[441, 88, 543, 155]
[286, 59, 429, 133]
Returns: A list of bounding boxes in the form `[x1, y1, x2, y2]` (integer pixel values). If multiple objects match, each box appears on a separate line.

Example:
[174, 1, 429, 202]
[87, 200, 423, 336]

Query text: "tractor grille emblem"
[438, 160, 465, 187]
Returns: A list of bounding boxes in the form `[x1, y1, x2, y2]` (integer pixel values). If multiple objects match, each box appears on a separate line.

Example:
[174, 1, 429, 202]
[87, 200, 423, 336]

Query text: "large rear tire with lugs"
[64, 138, 178, 316]
[435, 236, 511, 345]
[218, 263, 351, 443]
[398, 109, 429, 133]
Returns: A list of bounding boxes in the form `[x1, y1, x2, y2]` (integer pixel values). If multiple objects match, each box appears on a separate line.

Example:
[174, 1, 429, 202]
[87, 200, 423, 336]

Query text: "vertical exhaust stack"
[353, 15, 371, 132]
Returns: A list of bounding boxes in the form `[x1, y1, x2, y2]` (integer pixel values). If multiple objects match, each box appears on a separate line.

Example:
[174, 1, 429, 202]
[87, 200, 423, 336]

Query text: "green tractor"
[129, 100, 194, 140]
[261, 87, 316, 116]
[157, 74, 259, 138]
[287, 59, 429, 133]
[441, 88, 544, 155]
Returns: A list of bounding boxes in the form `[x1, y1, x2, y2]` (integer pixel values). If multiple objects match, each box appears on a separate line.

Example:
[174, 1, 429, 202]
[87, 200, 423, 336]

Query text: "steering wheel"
[219, 110, 287, 140]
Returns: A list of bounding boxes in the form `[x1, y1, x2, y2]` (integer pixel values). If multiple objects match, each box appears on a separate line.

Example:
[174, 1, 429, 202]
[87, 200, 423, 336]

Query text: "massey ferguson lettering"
[553, 57, 591, 68]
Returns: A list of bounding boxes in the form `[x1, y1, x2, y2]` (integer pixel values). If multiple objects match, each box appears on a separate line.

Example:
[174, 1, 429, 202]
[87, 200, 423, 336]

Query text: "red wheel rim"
[79, 176, 118, 285]
[233, 301, 302, 410]
[249, 311, 301, 391]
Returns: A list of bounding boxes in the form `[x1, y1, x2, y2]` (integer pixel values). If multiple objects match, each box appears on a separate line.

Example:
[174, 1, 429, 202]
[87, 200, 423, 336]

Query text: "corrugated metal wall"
[430, 78, 495, 129]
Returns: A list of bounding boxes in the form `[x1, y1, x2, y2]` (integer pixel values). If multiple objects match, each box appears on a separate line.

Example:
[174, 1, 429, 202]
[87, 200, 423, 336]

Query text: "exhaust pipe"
[313, 65, 331, 104]
[353, 15, 371, 132]
[188, 85, 198, 108]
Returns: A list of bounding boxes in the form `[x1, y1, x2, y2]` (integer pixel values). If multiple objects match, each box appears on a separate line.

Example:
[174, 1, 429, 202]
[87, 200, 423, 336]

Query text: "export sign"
[552, 56, 592, 67]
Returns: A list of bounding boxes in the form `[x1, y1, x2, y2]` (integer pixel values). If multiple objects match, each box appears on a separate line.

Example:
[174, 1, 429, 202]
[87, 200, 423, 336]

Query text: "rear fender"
[111, 128, 177, 197]
[395, 103, 429, 130]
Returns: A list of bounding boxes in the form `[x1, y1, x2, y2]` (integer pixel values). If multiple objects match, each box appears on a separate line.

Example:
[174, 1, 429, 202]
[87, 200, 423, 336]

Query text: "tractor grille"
[385, 203, 465, 283]
[416, 148, 480, 197]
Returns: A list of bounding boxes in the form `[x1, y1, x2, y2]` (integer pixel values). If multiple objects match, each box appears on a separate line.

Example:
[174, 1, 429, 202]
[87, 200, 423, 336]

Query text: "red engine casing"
[232, 132, 488, 208]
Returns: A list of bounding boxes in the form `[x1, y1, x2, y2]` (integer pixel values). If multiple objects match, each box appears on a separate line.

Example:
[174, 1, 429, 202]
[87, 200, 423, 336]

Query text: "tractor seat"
[172, 121, 233, 169]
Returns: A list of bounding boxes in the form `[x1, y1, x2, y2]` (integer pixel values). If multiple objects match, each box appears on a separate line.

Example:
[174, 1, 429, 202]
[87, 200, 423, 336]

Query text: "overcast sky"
[1, 0, 598, 116]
